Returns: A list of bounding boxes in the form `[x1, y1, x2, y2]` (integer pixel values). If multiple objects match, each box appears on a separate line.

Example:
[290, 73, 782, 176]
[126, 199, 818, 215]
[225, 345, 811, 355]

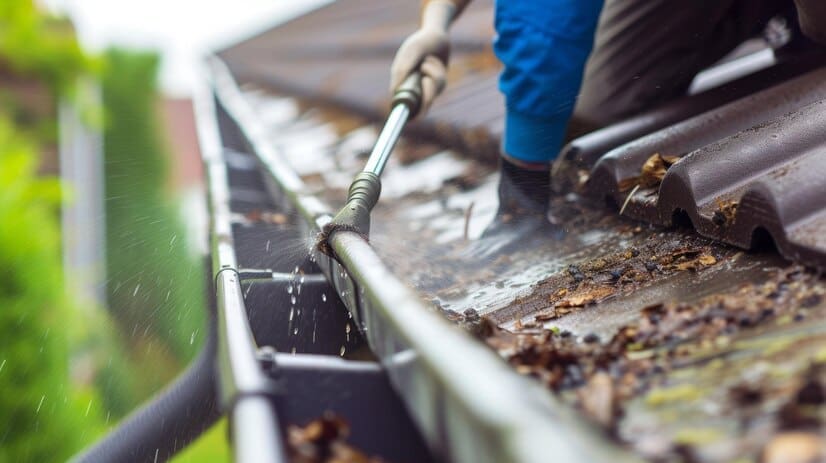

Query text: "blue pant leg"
[494, 0, 603, 164]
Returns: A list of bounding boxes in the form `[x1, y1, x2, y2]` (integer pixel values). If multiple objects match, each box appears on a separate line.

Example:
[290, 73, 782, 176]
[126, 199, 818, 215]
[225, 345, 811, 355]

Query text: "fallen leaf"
[674, 253, 717, 271]
[761, 432, 825, 463]
[618, 153, 681, 192]
[535, 309, 560, 321]
[578, 372, 616, 427]
[697, 254, 717, 266]
[712, 198, 739, 227]
[618, 177, 640, 193]
[556, 286, 616, 308]
[245, 210, 289, 225]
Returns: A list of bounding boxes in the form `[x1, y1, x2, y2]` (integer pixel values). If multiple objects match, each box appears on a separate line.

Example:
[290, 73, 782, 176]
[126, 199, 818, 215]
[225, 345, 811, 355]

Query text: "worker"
[390, 0, 825, 255]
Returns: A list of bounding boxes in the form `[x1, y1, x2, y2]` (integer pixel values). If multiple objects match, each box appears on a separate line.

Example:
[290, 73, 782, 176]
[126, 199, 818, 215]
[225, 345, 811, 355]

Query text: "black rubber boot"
[466, 157, 562, 260]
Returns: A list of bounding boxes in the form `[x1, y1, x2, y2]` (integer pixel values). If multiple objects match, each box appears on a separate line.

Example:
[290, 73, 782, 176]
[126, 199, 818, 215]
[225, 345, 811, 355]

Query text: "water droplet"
[339, 346, 346, 356]
[36, 395, 45, 414]
[300, 275, 305, 284]
[190, 332, 196, 345]
[293, 327, 298, 335]
[290, 295, 297, 305]
[287, 285, 293, 294]
[84, 398, 92, 416]
[289, 308, 294, 322]
[321, 293, 327, 302]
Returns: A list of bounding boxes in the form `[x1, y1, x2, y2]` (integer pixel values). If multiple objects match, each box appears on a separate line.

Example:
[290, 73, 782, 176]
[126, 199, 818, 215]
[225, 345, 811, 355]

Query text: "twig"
[463, 201, 475, 241]
[619, 184, 640, 216]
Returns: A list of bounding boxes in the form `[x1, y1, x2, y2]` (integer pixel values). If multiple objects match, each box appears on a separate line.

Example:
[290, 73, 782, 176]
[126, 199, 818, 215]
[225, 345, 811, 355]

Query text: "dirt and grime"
[242, 87, 826, 463]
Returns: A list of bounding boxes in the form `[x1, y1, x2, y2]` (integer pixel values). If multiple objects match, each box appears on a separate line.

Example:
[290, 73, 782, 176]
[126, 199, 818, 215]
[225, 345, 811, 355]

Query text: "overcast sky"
[41, 0, 330, 96]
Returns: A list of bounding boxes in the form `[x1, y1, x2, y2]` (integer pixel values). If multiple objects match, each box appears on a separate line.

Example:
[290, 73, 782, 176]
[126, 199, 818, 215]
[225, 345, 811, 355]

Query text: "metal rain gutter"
[193, 65, 288, 463]
[207, 55, 641, 463]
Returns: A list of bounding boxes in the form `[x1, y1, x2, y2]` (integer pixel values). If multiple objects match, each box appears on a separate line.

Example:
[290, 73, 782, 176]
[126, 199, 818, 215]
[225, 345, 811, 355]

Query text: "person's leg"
[574, 0, 790, 127]
[466, 0, 603, 258]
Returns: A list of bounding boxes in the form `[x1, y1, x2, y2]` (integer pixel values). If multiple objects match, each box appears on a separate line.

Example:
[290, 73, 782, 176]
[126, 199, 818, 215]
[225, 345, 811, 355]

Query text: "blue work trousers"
[494, 0, 604, 164]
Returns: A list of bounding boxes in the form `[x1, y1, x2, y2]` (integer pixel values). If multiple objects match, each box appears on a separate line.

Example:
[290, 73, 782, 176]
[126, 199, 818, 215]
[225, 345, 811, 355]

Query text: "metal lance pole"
[319, 72, 423, 248]
[363, 103, 411, 176]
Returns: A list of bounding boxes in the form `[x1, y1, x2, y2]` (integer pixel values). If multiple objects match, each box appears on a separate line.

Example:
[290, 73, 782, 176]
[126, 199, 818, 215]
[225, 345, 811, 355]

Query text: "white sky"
[41, 0, 330, 96]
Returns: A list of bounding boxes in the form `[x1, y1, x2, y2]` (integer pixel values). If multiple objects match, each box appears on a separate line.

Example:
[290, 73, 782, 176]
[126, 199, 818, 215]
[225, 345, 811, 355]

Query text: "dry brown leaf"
[556, 286, 616, 308]
[535, 310, 560, 322]
[712, 198, 739, 227]
[617, 177, 640, 193]
[761, 432, 825, 463]
[578, 372, 616, 427]
[697, 254, 717, 266]
[554, 288, 569, 298]
[618, 153, 681, 192]
[639, 153, 680, 188]
[245, 210, 289, 225]
[674, 253, 717, 271]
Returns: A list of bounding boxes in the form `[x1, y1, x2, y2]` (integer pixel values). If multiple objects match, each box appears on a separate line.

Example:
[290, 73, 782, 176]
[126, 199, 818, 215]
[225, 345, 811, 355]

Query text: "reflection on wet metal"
[363, 104, 410, 176]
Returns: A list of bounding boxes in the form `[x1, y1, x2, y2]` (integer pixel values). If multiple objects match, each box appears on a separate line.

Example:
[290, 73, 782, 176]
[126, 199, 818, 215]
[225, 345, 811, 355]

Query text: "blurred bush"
[98, 48, 232, 462]
[1, 1, 214, 459]
[0, 0, 95, 96]
[98, 48, 226, 461]
[0, 118, 102, 461]
[101, 49, 206, 361]
[0, 2, 106, 461]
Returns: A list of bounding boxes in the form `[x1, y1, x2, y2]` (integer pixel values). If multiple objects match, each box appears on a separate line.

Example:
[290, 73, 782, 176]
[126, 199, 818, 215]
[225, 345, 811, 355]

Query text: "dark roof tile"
[588, 73, 826, 268]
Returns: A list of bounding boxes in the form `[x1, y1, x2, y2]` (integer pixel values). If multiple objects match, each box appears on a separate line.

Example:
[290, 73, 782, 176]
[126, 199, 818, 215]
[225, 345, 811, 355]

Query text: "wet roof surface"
[221, 1, 826, 268]
[219, 0, 503, 161]
[219, 2, 826, 461]
[235, 83, 825, 462]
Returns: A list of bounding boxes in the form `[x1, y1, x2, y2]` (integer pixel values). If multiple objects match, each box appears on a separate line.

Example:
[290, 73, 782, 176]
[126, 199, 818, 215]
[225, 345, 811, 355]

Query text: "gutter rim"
[207, 55, 641, 463]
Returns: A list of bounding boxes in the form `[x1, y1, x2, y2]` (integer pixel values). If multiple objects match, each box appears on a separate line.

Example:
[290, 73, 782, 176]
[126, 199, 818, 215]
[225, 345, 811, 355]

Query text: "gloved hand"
[390, 1, 456, 114]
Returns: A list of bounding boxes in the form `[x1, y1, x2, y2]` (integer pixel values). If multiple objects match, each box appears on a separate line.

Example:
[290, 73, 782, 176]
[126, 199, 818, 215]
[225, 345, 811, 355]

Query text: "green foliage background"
[0, 0, 224, 460]
[0, 118, 107, 462]
[98, 48, 227, 463]
[0, 2, 103, 461]
[0, 0, 95, 95]
[98, 49, 206, 415]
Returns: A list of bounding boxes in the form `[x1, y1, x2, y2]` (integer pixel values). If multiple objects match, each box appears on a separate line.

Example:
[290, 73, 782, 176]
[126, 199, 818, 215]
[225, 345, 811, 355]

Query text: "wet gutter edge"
[207, 55, 641, 463]
[193, 63, 288, 463]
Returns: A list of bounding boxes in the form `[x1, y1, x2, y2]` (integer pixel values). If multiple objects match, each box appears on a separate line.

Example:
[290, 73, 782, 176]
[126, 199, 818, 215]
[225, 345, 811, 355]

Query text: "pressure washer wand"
[319, 72, 423, 248]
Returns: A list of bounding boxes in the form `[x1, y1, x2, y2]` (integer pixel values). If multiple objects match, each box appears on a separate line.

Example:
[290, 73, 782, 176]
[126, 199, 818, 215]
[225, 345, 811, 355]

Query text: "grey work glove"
[390, 2, 456, 115]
